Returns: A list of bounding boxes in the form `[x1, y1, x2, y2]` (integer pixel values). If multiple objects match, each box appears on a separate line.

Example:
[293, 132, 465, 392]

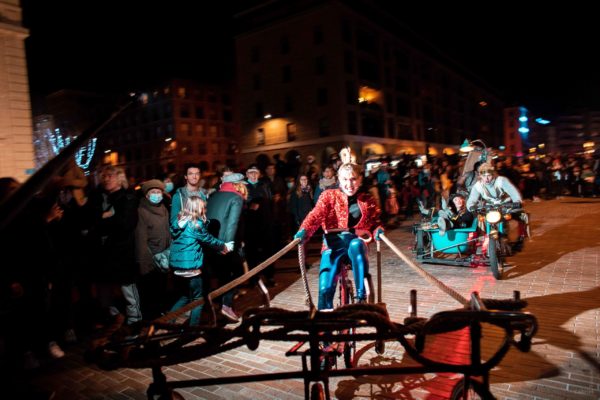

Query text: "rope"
[153, 238, 302, 325]
[379, 234, 469, 307]
[297, 244, 315, 309]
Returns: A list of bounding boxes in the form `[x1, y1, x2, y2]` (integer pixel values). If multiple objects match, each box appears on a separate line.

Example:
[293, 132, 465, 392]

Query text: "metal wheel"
[310, 382, 326, 400]
[449, 378, 486, 400]
[338, 274, 355, 368]
[488, 238, 503, 280]
[352, 339, 407, 369]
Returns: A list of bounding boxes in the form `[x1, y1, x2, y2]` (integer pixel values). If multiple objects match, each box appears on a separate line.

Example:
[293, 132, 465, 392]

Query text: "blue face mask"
[148, 193, 163, 204]
[164, 182, 174, 193]
[287, 182, 294, 189]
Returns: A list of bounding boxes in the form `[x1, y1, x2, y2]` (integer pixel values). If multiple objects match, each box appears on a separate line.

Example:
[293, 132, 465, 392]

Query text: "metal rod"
[376, 239, 382, 303]
[380, 234, 469, 306]
[0, 95, 138, 231]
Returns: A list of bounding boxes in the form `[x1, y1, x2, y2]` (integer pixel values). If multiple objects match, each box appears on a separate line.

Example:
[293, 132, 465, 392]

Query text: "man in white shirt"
[467, 162, 522, 211]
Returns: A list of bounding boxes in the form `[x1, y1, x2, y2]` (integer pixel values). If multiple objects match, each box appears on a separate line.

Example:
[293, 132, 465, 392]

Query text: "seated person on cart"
[437, 193, 475, 236]
[294, 147, 382, 310]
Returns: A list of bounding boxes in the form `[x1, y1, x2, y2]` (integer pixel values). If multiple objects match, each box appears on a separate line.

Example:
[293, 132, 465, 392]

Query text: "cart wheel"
[340, 278, 355, 368]
[415, 226, 425, 257]
[154, 390, 185, 400]
[449, 378, 485, 399]
[488, 238, 503, 280]
[310, 382, 326, 400]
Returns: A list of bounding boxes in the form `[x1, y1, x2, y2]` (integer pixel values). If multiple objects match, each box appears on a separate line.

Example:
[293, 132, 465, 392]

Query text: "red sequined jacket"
[300, 189, 381, 250]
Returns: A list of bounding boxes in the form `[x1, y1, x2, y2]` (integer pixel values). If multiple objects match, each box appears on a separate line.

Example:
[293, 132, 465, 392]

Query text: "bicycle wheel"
[310, 382, 326, 400]
[449, 378, 486, 400]
[339, 273, 355, 368]
[488, 238, 503, 280]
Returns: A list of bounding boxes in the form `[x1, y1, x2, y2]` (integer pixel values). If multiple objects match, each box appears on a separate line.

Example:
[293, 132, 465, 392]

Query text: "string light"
[33, 122, 97, 173]
[75, 138, 97, 171]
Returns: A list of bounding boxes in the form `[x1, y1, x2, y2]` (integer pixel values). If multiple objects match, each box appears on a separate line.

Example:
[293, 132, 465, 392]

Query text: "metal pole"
[0, 95, 138, 231]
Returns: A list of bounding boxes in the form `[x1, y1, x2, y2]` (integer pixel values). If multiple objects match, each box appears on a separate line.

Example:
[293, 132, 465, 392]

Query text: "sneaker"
[220, 305, 239, 323]
[48, 341, 65, 359]
[64, 329, 77, 344]
[416, 199, 429, 216]
[23, 351, 40, 370]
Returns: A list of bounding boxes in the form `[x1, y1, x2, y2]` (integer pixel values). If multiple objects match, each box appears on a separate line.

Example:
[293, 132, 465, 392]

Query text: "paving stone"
[15, 198, 600, 399]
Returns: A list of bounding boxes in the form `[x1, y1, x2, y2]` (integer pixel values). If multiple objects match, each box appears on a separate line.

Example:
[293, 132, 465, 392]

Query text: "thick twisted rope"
[297, 244, 315, 309]
[379, 234, 469, 307]
[152, 238, 302, 325]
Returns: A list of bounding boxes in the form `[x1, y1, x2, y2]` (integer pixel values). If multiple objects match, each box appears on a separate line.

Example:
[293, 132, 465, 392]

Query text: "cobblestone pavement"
[22, 198, 600, 399]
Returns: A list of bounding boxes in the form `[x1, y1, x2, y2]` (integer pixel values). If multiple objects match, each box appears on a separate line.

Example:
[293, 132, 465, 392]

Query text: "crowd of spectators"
[1, 149, 599, 376]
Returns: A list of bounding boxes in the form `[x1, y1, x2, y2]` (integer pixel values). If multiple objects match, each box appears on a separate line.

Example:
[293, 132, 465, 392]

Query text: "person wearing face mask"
[135, 179, 171, 320]
[294, 147, 383, 309]
[160, 173, 176, 210]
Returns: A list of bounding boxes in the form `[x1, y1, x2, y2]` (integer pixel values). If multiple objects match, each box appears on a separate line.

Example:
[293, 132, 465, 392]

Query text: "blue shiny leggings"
[318, 233, 370, 310]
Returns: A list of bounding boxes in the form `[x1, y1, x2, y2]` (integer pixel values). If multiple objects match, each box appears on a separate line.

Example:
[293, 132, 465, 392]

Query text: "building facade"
[100, 79, 239, 180]
[554, 110, 600, 155]
[0, 0, 34, 181]
[234, 0, 504, 166]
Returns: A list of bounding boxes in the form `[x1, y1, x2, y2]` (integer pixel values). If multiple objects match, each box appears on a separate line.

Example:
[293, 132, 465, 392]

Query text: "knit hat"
[141, 179, 165, 194]
[222, 172, 246, 183]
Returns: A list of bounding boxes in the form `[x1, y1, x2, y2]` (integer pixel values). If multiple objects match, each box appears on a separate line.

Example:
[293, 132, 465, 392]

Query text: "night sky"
[21, 1, 599, 118]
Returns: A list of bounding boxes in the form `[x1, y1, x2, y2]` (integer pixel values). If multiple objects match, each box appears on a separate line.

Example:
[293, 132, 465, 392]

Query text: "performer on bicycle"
[294, 147, 383, 310]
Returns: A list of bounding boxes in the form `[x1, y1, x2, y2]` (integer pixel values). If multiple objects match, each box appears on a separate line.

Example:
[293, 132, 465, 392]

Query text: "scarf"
[319, 177, 336, 189]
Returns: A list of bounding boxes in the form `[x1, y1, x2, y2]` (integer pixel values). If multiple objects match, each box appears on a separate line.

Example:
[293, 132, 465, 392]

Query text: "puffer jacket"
[169, 218, 224, 271]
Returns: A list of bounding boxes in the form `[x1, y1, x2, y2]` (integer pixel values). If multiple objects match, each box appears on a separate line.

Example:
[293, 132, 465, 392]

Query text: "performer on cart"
[294, 147, 383, 309]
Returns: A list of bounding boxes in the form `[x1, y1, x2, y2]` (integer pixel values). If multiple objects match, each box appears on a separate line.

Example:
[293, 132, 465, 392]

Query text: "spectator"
[314, 165, 338, 201]
[171, 164, 205, 237]
[90, 165, 141, 326]
[205, 173, 247, 323]
[288, 175, 314, 233]
[135, 179, 171, 320]
[169, 196, 232, 326]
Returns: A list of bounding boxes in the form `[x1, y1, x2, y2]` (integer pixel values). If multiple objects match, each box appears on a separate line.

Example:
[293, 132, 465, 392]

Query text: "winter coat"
[170, 187, 206, 236]
[93, 188, 139, 283]
[135, 197, 171, 276]
[206, 186, 244, 245]
[300, 188, 381, 252]
[289, 189, 314, 225]
[169, 219, 224, 271]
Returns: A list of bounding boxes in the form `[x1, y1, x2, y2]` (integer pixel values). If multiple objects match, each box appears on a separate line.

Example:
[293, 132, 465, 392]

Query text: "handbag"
[152, 248, 171, 273]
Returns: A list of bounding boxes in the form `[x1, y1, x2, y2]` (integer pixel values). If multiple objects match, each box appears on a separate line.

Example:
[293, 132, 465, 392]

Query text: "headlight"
[486, 210, 502, 224]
